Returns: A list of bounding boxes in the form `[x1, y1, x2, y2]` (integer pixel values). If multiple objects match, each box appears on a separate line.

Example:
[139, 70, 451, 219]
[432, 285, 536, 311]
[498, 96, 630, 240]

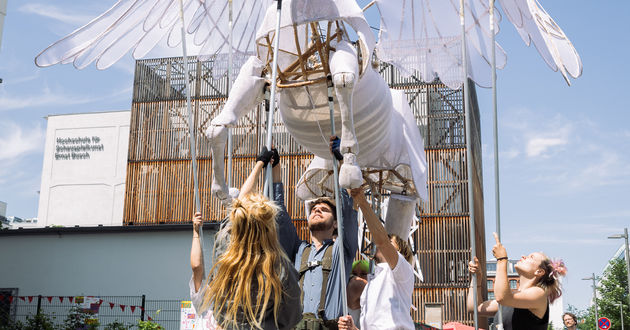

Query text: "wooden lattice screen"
[123, 56, 487, 326]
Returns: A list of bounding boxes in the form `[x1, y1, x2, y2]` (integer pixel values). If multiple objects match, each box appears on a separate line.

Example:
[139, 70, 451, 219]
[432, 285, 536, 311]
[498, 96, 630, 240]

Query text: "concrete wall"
[0, 227, 217, 300]
[37, 111, 130, 227]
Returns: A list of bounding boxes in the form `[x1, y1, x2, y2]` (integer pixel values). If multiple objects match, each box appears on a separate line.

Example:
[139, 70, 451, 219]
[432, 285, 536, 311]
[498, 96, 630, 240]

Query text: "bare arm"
[491, 233, 547, 311]
[238, 161, 265, 199]
[466, 257, 498, 316]
[191, 212, 205, 292]
[350, 187, 398, 270]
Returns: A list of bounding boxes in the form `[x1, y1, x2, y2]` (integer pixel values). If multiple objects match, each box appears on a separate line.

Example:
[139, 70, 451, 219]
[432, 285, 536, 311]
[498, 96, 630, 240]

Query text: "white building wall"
[0, 200, 6, 217]
[37, 111, 130, 227]
[0, 228, 216, 299]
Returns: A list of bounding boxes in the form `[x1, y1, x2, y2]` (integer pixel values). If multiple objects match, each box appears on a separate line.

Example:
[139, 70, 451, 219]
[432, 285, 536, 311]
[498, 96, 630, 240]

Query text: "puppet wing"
[35, 0, 272, 70]
[498, 0, 582, 85]
[373, 0, 507, 90]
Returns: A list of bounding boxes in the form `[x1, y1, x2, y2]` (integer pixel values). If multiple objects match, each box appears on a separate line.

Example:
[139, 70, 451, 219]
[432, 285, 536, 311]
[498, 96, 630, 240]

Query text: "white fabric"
[348, 307, 362, 329]
[498, 0, 582, 85]
[188, 276, 220, 330]
[360, 253, 415, 330]
[374, 0, 507, 90]
[292, 79, 428, 201]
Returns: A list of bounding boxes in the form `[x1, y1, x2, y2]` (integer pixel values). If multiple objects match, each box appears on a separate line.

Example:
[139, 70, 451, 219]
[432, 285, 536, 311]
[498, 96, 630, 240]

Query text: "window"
[487, 280, 494, 290]
[488, 292, 495, 300]
[486, 263, 497, 272]
[509, 279, 518, 289]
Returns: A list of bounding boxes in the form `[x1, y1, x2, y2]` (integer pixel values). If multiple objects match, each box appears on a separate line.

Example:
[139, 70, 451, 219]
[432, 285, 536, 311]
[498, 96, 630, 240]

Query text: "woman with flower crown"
[467, 233, 567, 330]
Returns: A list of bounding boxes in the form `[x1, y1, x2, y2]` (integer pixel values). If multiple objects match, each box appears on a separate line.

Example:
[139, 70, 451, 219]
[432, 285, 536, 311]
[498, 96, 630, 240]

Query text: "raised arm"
[466, 257, 498, 316]
[271, 149, 301, 262]
[491, 234, 547, 310]
[191, 212, 205, 292]
[349, 187, 396, 269]
[238, 147, 276, 198]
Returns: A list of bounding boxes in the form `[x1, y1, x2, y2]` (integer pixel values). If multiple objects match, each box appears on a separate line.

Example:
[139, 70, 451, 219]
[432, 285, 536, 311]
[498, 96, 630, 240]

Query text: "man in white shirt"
[338, 187, 415, 330]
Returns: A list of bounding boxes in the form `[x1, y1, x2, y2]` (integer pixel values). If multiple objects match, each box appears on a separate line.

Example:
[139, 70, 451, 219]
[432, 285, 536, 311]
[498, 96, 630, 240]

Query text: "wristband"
[496, 257, 508, 261]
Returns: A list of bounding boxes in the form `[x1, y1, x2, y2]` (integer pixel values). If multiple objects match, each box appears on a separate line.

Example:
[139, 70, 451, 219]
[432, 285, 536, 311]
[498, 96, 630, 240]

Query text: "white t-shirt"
[360, 253, 414, 330]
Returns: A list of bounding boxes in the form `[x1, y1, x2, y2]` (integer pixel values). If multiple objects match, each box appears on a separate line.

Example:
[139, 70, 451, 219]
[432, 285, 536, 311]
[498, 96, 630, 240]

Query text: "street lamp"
[608, 227, 630, 308]
[582, 273, 598, 329]
[615, 302, 625, 330]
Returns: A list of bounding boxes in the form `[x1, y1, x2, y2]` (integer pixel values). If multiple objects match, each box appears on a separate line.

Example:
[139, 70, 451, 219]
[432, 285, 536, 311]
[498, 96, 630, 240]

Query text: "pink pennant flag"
[46, 296, 52, 303]
[69, 297, 74, 303]
[109, 302, 115, 310]
[59, 297, 64, 303]
[28, 296, 34, 303]
[130, 306, 136, 313]
[120, 305, 126, 312]
[19, 297, 25, 302]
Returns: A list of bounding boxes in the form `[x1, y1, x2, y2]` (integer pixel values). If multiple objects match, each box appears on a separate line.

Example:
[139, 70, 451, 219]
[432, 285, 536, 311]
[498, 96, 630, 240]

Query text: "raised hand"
[492, 232, 507, 260]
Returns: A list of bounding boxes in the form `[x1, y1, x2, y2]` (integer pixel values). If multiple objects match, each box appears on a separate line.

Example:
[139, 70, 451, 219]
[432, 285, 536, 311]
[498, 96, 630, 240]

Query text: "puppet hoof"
[339, 153, 362, 189]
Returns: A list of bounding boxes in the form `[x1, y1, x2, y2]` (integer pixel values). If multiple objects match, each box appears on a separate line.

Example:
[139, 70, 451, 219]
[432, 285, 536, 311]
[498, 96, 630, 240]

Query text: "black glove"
[256, 146, 274, 167]
[330, 136, 343, 161]
[270, 148, 280, 167]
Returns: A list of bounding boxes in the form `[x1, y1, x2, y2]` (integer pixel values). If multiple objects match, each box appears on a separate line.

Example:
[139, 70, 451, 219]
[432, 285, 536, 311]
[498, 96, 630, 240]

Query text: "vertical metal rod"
[263, 0, 283, 198]
[625, 228, 630, 309]
[620, 302, 625, 330]
[460, 0, 478, 328]
[327, 75, 348, 316]
[179, 0, 203, 249]
[593, 274, 599, 328]
[227, 0, 234, 189]
[490, 0, 503, 328]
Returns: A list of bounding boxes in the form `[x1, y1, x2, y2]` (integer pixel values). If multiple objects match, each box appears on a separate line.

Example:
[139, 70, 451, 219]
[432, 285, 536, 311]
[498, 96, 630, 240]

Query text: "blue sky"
[0, 0, 628, 311]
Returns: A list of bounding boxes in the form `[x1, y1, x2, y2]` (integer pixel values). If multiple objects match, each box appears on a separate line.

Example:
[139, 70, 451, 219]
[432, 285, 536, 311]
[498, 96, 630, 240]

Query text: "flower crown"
[549, 259, 568, 279]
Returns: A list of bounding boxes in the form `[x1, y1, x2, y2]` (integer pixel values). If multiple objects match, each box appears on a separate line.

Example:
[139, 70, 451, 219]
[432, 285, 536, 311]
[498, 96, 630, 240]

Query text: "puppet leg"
[330, 40, 362, 189]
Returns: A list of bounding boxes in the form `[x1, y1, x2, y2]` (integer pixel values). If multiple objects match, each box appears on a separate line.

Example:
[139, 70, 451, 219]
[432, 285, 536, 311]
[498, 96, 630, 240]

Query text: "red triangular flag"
[98, 299, 103, 305]
[19, 297, 25, 301]
[130, 306, 136, 313]
[9, 296, 14, 303]
[148, 316, 153, 321]
[69, 297, 74, 303]
[0, 295, 4, 301]
[109, 302, 115, 310]
[59, 296, 64, 303]
[140, 307, 145, 311]
[46, 296, 52, 303]
[28, 296, 34, 303]
[120, 305, 126, 312]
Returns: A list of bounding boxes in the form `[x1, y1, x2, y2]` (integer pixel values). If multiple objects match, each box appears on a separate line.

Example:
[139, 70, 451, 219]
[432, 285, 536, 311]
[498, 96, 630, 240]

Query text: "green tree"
[63, 307, 99, 330]
[573, 259, 629, 330]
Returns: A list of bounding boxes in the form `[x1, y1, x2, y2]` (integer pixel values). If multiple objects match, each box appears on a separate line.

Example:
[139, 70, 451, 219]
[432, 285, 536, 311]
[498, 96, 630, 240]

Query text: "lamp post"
[615, 302, 625, 330]
[582, 273, 598, 329]
[608, 227, 630, 308]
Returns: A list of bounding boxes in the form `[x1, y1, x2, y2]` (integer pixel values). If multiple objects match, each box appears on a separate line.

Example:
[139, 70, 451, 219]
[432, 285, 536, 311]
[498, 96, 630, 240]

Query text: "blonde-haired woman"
[190, 149, 302, 329]
[467, 233, 567, 330]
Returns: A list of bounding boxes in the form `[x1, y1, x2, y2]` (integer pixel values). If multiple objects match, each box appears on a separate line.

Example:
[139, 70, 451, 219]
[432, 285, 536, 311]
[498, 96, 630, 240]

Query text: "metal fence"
[0, 294, 182, 330]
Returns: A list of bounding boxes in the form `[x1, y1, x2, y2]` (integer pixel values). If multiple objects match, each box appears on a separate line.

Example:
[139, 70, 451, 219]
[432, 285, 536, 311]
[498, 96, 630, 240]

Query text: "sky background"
[0, 0, 629, 311]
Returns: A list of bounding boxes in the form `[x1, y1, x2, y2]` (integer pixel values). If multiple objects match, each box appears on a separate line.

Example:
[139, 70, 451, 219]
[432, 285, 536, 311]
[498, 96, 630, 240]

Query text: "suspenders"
[298, 243, 334, 315]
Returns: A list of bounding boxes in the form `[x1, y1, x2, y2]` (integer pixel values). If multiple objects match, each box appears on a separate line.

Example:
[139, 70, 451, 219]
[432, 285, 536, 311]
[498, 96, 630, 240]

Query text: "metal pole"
[263, 0, 283, 198]
[624, 228, 630, 309]
[593, 274, 598, 329]
[490, 1, 503, 328]
[141, 294, 146, 321]
[178, 0, 204, 252]
[460, 0, 478, 328]
[327, 75, 348, 316]
[620, 303, 625, 330]
[226, 0, 234, 189]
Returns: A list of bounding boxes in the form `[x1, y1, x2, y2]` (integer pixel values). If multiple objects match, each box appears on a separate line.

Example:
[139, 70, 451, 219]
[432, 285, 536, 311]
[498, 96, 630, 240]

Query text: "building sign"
[55, 136, 105, 160]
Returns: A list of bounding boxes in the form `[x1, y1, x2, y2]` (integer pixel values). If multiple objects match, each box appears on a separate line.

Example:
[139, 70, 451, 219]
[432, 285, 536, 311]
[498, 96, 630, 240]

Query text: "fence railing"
[0, 294, 183, 330]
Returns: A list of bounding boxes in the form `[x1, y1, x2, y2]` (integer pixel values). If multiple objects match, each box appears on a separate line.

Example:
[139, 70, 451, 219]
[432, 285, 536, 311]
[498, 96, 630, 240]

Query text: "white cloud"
[0, 121, 45, 162]
[18, 3, 94, 26]
[525, 137, 567, 157]
[0, 87, 94, 111]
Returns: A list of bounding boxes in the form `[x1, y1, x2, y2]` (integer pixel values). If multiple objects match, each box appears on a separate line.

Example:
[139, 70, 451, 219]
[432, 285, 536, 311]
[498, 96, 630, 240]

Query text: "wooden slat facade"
[123, 56, 487, 326]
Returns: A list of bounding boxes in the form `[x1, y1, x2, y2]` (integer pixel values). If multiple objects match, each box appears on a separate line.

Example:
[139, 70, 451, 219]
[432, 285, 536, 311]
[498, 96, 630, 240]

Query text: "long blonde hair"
[202, 194, 288, 329]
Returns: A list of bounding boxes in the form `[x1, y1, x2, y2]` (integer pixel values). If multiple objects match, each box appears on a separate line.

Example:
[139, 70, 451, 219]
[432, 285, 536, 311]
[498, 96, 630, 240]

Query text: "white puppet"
[35, 0, 582, 237]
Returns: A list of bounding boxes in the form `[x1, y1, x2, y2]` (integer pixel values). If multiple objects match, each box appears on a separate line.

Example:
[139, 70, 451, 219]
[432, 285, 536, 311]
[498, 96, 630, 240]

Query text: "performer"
[189, 150, 302, 329]
[337, 186, 415, 330]
[467, 233, 567, 330]
[274, 137, 359, 329]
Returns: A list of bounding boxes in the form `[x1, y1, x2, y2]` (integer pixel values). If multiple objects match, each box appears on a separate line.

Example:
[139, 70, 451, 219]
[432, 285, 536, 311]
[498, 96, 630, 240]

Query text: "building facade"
[123, 55, 487, 325]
